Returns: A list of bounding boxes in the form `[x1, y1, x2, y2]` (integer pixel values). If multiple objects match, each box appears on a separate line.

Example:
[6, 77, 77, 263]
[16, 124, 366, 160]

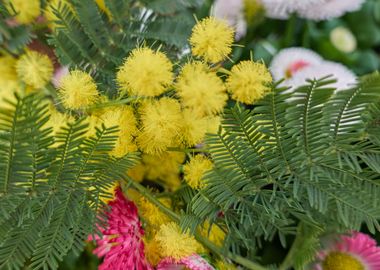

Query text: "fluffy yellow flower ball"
[144, 238, 163, 267]
[117, 48, 173, 97]
[183, 155, 213, 189]
[190, 17, 234, 63]
[137, 98, 182, 154]
[7, 0, 40, 24]
[59, 70, 99, 110]
[155, 222, 203, 260]
[16, 51, 53, 89]
[227, 60, 272, 104]
[176, 61, 227, 117]
[143, 151, 185, 181]
[179, 109, 209, 146]
[138, 197, 171, 227]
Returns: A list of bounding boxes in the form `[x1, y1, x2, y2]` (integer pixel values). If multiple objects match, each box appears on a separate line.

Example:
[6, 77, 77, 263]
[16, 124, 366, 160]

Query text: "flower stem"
[279, 224, 302, 270]
[127, 179, 269, 270]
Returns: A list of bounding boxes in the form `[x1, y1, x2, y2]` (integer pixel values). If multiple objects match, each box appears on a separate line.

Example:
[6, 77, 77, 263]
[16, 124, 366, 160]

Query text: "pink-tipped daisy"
[211, 0, 247, 40]
[157, 255, 214, 270]
[269, 47, 324, 81]
[314, 232, 380, 270]
[298, 0, 365, 21]
[285, 61, 357, 91]
[91, 187, 152, 270]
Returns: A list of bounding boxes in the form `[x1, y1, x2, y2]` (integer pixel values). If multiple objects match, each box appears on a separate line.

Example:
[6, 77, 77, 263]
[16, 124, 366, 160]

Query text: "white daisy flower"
[260, 0, 323, 19]
[269, 47, 324, 81]
[285, 61, 357, 91]
[211, 0, 247, 40]
[297, 0, 365, 21]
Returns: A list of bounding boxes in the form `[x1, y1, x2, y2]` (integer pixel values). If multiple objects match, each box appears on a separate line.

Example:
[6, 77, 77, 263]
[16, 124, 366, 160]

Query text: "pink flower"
[314, 232, 380, 270]
[91, 187, 152, 270]
[157, 254, 214, 270]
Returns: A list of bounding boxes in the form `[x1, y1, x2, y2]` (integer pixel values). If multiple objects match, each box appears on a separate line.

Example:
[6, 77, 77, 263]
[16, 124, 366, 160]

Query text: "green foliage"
[49, 0, 203, 95]
[187, 73, 380, 262]
[0, 94, 139, 270]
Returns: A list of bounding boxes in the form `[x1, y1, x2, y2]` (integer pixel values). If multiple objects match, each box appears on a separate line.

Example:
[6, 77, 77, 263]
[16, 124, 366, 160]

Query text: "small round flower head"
[179, 109, 209, 147]
[270, 47, 324, 81]
[227, 60, 272, 104]
[286, 61, 357, 91]
[144, 238, 163, 267]
[190, 17, 234, 63]
[137, 98, 182, 154]
[314, 232, 380, 270]
[143, 151, 185, 181]
[7, 0, 40, 24]
[155, 222, 203, 260]
[298, 0, 365, 21]
[138, 197, 171, 228]
[99, 106, 138, 137]
[16, 51, 53, 89]
[212, 0, 247, 40]
[117, 48, 173, 97]
[110, 137, 138, 158]
[59, 70, 99, 110]
[330, 27, 357, 54]
[183, 155, 213, 190]
[176, 61, 227, 116]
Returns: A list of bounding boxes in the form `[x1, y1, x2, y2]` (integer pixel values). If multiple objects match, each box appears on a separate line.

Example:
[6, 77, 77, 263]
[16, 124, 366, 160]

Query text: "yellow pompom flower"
[59, 70, 99, 110]
[176, 62, 227, 117]
[227, 60, 272, 104]
[155, 222, 203, 260]
[137, 98, 182, 154]
[144, 237, 163, 266]
[190, 17, 234, 63]
[16, 51, 53, 89]
[184, 155, 213, 189]
[138, 197, 171, 227]
[110, 137, 138, 158]
[143, 152, 185, 181]
[179, 109, 208, 146]
[206, 116, 221, 134]
[7, 0, 40, 24]
[117, 48, 173, 97]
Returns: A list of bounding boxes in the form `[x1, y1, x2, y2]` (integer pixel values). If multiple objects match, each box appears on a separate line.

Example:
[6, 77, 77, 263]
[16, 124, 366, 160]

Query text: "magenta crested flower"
[91, 187, 152, 270]
[314, 232, 380, 270]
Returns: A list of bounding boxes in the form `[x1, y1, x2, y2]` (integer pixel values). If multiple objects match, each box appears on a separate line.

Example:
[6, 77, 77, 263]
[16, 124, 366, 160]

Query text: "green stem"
[284, 14, 297, 47]
[279, 224, 302, 270]
[127, 180, 269, 270]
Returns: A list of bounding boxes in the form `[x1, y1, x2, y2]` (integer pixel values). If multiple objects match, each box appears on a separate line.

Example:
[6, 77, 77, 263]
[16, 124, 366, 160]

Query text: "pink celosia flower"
[91, 187, 152, 270]
[157, 254, 215, 270]
[314, 232, 380, 270]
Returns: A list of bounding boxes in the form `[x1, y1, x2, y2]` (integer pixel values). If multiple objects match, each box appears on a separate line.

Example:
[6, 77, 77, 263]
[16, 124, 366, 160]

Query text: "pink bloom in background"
[157, 255, 215, 270]
[314, 232, 380, 270]
[91, 187, 152, 270]
[52, 66, 69, 88]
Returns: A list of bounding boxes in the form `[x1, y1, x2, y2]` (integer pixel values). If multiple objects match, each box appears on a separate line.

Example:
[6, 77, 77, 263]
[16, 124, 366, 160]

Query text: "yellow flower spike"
[116, 47, 173, 97]
[59, 70, 99, 110]
[155, 222, 204, 260]
[137, 98, 182, 154]
[176, 61, 227, 117]
[16, 51, 54, 90]
[227, 60, 272, 104]
[190, 17, 234, 63]
[7, 0, 40, 24]
[179, 109, 208, 147]
[183, 155, 213, 190]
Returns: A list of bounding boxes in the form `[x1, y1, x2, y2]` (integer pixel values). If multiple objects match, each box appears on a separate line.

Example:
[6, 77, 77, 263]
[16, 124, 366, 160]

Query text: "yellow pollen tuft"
[183, 155, 213, 190]
[227, 60, 272, 104]
[179, 109, 209, 147]
[7, 0, 40, 24]
[138, 197, 171, 228]
[136, 98, 182, 154]
[322, 252, 365, 270]
[59, 70, 99, 110]
[144, 237, 163, 267]
[176, 61, 227, 117]
[190, 17, 234, 63]
[155, 222, 203, 260]
[16, 51, 54, 90]
[117, 47, 173, 97]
